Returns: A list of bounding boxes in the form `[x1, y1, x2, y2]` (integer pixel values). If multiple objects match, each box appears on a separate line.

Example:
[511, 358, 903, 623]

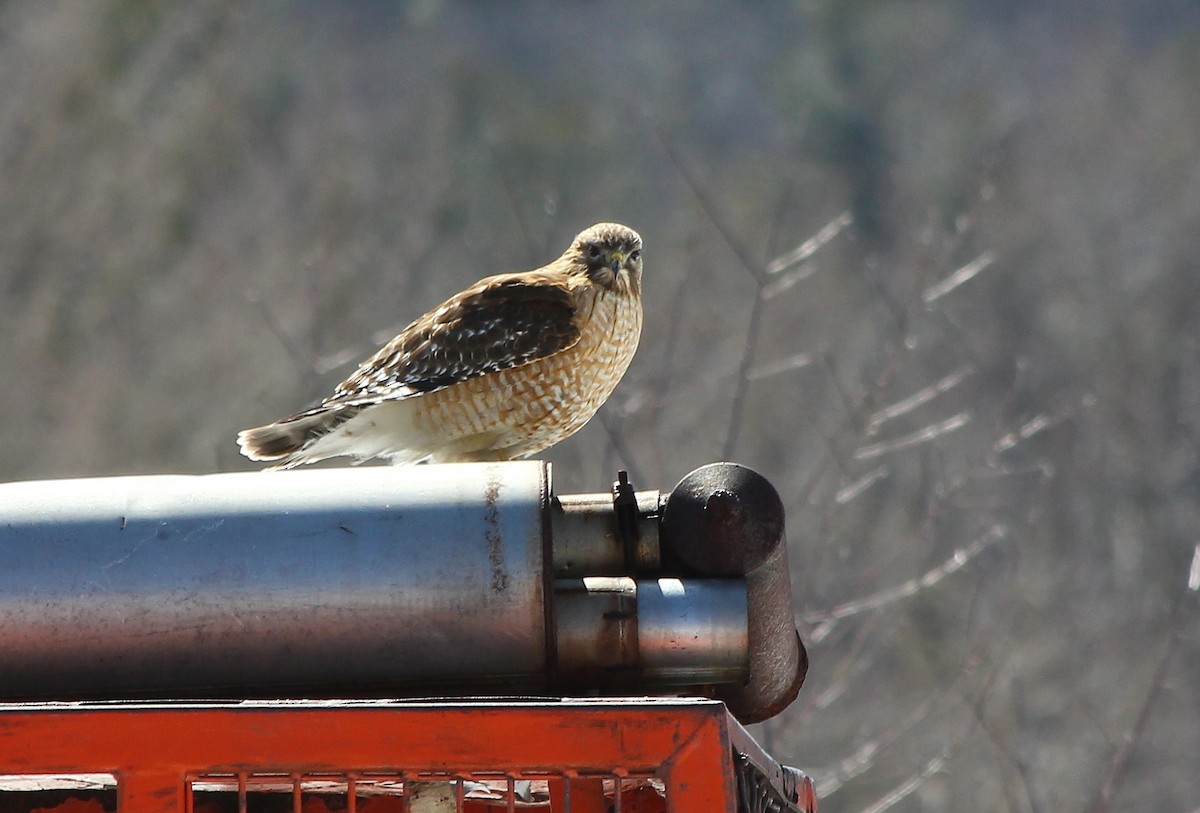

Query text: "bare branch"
[723, 292, 766, 459]
[760, 262, 818, 300]
[865, 365, 976, 436]
[810, 740, 880, 797]
[803, 525, 1008, 626]
[652, 129, 770, 285]
[813, 696, 939, 798]
[974, 700, 1046, 813]
[1086, 592, 1193, 813]
[834, 465, 890, 504]
[922, 250, 996, 303]
[993, 394, 1096, 453]
[766, 210, 854, 275]
[247, 294, 312, 381]
[597, 408, 646, 486]
[859, 750, 950, 813]
[746, 352, 814, 381]
[485, 140, 542, 265]
[853, 412, 972, 459]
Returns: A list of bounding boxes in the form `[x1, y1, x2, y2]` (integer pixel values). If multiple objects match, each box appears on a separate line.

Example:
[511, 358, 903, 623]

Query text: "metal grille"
[184, 771, 666, 813]
[735, 755, 816, 813]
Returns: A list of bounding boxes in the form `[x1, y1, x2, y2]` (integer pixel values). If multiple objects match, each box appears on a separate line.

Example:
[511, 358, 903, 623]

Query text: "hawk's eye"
[629, 249, 641, 262]
[587, 244, 602, 260]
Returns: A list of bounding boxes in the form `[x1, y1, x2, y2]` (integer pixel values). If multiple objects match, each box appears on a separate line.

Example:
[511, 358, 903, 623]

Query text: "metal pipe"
[637, 577, 748, 683]
[0, 463, 550, 697]
[549, 491, 660, 577]
[553, 576, 748, 688]
[659, 463, 808, 723]
[0, 461, 804, 722]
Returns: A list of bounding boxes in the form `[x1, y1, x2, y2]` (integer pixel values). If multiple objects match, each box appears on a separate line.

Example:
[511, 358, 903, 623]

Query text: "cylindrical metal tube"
[553, 576, 748, 688]
[0, 463, 550, 698]
[550, 492, 661, 576]
[660, 463, 808, 723]
[553, 576, 639, 688]
[0, 460, 799, 719]
[638, 577, 748, 684]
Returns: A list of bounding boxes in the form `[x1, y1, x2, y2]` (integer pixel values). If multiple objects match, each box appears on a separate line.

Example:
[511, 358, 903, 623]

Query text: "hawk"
[237, 222, 643, 468]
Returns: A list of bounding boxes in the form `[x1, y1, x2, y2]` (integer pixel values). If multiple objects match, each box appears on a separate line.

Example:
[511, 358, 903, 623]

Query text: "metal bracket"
[611, 470, 641, 573]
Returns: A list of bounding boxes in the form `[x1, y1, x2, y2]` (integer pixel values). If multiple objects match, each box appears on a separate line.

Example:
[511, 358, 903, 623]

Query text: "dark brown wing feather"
[324, 272, 580, 407]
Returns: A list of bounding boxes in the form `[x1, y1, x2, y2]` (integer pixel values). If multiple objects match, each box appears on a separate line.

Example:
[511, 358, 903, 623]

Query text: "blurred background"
[2, 1, 1199, 810]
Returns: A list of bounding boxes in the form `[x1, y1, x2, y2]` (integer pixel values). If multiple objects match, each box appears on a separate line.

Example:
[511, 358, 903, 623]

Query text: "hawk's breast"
[410, 285, 642, 459]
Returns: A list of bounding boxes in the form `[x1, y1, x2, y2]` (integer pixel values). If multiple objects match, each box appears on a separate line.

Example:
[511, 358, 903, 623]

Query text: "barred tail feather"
[237, 406, 360, 469]
[237, 399, 433, 469]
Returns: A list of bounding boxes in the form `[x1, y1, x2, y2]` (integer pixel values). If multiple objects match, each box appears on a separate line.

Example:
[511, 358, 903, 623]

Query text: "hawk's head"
[568, 222, 643, 294]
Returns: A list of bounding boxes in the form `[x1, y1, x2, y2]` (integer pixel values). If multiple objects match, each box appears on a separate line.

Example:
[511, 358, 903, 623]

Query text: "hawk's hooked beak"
[609, 251, 625, 274]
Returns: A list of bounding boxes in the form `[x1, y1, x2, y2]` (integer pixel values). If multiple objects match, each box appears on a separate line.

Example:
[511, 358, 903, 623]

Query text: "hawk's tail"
[236, 406, 359, 469]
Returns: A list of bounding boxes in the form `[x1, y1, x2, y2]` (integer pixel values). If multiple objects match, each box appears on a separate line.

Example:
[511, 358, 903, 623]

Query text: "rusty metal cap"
[659, 462, 785, 576]
[660, 462, 806, 723]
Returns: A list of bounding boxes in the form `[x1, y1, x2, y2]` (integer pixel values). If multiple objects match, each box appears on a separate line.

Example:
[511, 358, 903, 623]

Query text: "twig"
[992, 394, 1096, 454]
[834, 465, 889, 504]
[803, 525, 1008, 628]
[652, 128, 770, 286]
[484, 141, 542, 265]
[864, 365, 975, 436]
[922, 250, 996, 303]
[974, 701, 1046, 813]
[723, 290, 767, 459]
[766, 210, 854, 275]
[248, 294, 312, 381]
[746, 352, 814, 381]
[1086, 588, 1193, 813]
[853, 412, 972, 459]
[597, 408, 645, 487]
[859, 749, 950, 813]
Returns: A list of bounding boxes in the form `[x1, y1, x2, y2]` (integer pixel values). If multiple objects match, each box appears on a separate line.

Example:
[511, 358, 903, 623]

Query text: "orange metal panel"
[117, 771, 185, 813]
[0, 701, 721, 774]
[0, 701, 751, 813]
[547, 775, 609, 813]
[658, 710, 737, 813]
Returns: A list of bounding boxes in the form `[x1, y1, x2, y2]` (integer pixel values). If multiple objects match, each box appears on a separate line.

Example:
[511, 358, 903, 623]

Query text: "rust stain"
[484, 471, 508, 593]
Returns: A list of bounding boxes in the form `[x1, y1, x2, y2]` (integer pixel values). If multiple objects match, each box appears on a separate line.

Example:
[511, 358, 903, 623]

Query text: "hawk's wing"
[324, 273, 580, 408]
